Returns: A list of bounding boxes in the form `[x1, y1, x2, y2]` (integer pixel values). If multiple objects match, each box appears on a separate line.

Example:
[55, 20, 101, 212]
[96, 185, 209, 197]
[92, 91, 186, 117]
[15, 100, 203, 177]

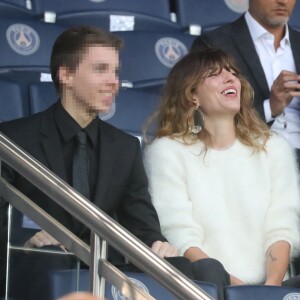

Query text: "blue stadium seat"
[29, 82, 58, 114]
[116, 31, 194, 88]
[31, 0, 180, 32]
[99, 87, 161, 141]
[174, 0, 248, 33]
[0, 0, 35, 19]
[289, 0, 300, 31]
[0, 79, 26, 121]
[0, 18, 66, 82]
[226, 285, 300, 300]
[51, 269, 218, 300]
[0, 18, 66, 115]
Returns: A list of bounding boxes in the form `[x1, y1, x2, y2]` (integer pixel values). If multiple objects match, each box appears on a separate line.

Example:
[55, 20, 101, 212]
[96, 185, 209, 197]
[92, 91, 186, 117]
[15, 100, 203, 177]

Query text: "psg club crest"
[111, 277, 150, 300]
[6, 23, 40, 56]
[224, 0, 248, 13]
[99, 100, 116, 121]
[155, 37, 188, 68]
[283, 293, 300, 300]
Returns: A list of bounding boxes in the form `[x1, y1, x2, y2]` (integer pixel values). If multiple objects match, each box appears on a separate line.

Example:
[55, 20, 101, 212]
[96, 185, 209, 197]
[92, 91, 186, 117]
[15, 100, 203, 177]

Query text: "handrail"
[0, 132, 214, 300]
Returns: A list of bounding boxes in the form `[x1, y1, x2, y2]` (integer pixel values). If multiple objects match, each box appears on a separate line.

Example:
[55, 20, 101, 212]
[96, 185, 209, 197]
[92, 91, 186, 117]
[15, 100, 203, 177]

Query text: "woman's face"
[192, 68, 241, 119]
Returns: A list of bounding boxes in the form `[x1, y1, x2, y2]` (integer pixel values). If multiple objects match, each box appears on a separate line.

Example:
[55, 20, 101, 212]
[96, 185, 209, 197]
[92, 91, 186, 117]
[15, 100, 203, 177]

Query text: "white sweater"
[144, 134, 300, 284]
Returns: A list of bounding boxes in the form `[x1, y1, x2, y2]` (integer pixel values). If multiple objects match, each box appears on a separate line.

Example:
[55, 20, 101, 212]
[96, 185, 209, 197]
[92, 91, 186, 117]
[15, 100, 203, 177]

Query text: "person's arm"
[265, 241, 290, 286]
[264, 135, 300, 278]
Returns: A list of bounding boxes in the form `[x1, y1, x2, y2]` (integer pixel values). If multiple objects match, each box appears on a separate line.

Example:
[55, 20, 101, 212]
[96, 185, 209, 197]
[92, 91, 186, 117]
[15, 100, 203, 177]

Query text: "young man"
[0, 26, 229, 299]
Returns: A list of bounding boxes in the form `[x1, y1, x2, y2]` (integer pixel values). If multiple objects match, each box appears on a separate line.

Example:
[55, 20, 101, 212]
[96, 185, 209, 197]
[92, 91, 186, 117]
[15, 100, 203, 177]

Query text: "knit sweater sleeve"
[264, 134, 300, 258]
[144, 138, 205, 256]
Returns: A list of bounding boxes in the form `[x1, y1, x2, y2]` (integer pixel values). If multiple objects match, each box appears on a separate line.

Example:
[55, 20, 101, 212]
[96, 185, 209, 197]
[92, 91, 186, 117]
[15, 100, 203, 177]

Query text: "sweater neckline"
[209, 139, 239, 153]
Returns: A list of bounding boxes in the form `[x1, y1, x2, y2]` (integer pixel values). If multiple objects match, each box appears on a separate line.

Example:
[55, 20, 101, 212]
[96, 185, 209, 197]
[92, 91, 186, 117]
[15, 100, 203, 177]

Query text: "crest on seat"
[6, 23, 40, 56]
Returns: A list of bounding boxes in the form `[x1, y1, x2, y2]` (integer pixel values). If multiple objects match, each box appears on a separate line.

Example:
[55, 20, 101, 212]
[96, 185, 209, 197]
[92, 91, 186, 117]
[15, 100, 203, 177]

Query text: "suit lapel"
[39, 106, 68, 182]
[231, 17, 270, 100]
[290, 28, 300, 74]
[93, 120, 115, 207]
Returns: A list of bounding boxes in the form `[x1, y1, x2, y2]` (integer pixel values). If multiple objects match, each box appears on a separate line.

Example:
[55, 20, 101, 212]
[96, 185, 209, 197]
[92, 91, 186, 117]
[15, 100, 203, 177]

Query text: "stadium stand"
[174, 0, 248, 33]
[28, 81, 58, 114]
[0, 18, 66, 115]
[31, 0, 181, 32]
[51, 269, 218, 300]
[0, 0, 35, 19]
[116, 31, 194, 88]
[0, 79, 25, 121]
[226, 285, 300, 300]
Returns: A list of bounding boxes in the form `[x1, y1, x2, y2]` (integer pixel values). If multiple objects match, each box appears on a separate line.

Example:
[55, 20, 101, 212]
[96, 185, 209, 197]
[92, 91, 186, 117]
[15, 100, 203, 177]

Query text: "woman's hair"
[145, 48, 270, 152]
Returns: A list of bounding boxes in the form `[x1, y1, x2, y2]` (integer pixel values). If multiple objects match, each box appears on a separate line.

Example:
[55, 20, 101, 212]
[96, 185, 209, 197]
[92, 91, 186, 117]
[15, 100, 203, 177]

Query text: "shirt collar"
[244, 11, 291, 46]
[54, 102, 98, 147]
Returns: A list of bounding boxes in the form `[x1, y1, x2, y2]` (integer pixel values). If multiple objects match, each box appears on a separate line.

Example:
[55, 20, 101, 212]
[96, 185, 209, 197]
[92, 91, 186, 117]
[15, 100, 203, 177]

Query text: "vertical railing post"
[90, 232, 107, 298]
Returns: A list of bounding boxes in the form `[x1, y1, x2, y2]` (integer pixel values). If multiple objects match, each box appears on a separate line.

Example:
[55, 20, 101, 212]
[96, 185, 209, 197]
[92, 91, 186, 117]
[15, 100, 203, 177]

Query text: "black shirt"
[54, 102, 99, 201]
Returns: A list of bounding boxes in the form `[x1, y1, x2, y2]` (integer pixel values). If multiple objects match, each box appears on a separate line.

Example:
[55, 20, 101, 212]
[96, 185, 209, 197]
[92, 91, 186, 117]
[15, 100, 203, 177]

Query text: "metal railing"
[0, 132, 214, 300]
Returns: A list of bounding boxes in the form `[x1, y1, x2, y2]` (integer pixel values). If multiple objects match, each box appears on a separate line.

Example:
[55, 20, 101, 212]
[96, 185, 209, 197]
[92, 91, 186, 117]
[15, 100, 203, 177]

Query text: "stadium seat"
[0, 18, 66, 81]
[31, 0, 181, 32]
[29, 81, 58, 115]
[51, 269, 218, 300]
[99, 87, 161, 141]
[226, 285, 300, 300]
[0, 18, 66, 115]
[0, 79, 26, 121]
[174, 0, 248, 33]
[116, 31, 194, 88]
[0, 0, 35, 19]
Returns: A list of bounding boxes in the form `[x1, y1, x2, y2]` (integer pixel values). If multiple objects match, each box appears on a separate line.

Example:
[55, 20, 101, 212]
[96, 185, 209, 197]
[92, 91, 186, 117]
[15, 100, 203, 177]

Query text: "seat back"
[29, 81, 58, 115]
[51, 269, 218, 300]
[0, 79, 26, 122]
[0, 18, 65, 115]
[0, 18, 66, 79]
[117, 31, 194, 88]
[175, 0, 248, 32]
[226, 285, 300, 300]
[0, 0, 35, 19]
[98, 87, 161, 142]
[32, 0, 180, 32]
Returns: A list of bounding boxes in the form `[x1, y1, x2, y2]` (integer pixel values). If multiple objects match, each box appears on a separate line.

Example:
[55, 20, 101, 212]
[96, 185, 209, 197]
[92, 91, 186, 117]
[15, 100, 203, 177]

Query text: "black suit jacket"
[192, 15, 300, 120]
[0, 102, 166, 254]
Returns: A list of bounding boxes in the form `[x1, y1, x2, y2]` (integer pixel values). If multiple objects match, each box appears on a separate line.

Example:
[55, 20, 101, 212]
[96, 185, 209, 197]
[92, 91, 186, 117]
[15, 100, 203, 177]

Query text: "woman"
[144, 49, 300, 290]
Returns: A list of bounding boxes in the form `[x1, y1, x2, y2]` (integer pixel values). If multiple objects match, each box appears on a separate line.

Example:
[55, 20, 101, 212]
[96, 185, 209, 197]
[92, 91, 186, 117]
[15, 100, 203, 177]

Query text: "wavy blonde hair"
[145, 48, 271, 152]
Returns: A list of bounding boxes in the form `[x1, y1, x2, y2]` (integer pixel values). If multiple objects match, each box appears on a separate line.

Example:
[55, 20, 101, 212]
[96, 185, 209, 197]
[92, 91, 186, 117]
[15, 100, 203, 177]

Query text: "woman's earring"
[189, 106, 203, 134]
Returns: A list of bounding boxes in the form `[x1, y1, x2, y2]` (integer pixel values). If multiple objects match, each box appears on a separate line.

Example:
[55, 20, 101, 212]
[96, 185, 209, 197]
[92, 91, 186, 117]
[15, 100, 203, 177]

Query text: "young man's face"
[62, 45, 119, 118]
